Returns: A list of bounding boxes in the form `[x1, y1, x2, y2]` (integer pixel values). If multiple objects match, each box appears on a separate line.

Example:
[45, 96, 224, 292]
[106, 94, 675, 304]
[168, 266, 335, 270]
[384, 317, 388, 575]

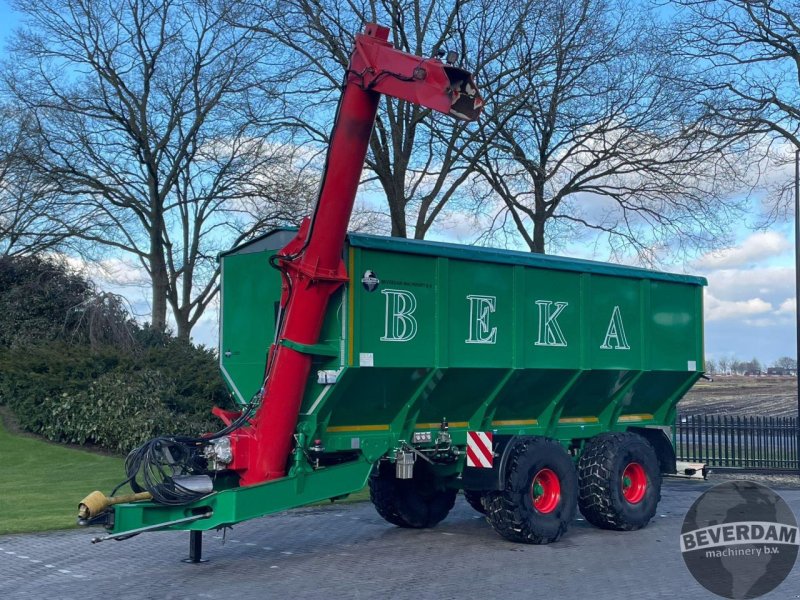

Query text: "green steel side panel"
[220, 248, 344, 406]
[445, 260, 515, 367]
[587, 275, 643, 371]
[522, 268, 583, 368]
[353, 251, 438, 368]
[619, 371, 699, 418]
[413, 368, 509, 425]
[649, 280, 704, 371]
[315, 367, 430, 429]
[557, 370, 638, 419]
[219, 250, 279, 404]
[489, 369, 579, 424]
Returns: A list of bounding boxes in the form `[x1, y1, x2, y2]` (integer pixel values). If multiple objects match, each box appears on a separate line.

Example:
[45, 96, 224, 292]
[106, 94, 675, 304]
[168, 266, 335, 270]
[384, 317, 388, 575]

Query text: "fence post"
[721, 414, 726, 466]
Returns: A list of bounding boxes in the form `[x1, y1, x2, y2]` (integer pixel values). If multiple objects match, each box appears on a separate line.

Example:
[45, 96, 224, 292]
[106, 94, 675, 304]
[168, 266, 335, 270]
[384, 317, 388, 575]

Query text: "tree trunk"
[387, 188, 407, 237]
[531, 217, 546, 254]
[149, 215, 169, 333]
[150, 262, 169, 332]
[531, 179, 546, 253]
[175, 312, 191, 340]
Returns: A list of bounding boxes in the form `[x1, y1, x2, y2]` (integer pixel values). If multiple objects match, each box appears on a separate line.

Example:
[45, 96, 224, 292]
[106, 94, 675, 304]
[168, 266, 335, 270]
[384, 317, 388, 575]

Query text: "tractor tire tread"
[368, 468, 410, 527]
[577, 432, 661, 531]
[484, 437, 576, 544]
[463, 490, 487, 514]
[369, 461, 456, 529]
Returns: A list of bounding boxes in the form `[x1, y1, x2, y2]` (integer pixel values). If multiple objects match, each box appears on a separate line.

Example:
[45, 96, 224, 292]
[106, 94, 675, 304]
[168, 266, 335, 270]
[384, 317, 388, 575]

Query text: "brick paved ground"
[1, 479, 798, 600]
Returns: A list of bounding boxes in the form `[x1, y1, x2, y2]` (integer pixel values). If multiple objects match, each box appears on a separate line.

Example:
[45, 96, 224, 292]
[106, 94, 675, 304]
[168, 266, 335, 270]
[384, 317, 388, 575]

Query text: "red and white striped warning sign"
[466, 431, 493, 468]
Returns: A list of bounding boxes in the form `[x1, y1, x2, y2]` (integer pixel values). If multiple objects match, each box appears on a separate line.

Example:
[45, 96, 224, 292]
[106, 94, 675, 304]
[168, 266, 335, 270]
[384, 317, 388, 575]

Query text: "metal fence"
[674, 414, 799, 471]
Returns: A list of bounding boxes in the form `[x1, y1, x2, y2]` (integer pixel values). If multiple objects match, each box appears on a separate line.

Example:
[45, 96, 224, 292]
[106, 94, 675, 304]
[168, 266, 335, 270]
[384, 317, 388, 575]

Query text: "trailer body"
[222, 229, 704, 448]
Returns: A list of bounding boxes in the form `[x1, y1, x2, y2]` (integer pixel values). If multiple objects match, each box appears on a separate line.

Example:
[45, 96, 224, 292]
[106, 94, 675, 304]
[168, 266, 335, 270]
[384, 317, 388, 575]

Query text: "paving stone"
[1, 480, 798, 599]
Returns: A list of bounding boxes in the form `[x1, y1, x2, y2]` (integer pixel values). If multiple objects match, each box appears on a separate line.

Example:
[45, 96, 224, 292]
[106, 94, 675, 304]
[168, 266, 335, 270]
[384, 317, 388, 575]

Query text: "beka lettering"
[380, 290, 630, 349]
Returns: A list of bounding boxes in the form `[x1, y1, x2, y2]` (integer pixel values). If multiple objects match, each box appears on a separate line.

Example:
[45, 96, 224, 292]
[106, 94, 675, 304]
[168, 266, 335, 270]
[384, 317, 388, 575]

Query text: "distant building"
[767, 367, 797, 376]
[743, 370, 762, 377]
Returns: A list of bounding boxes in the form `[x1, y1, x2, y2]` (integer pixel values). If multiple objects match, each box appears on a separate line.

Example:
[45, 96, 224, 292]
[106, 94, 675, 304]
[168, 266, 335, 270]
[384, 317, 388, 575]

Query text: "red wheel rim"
[621, 462, 647, 504]
[530, 468, 561, 514]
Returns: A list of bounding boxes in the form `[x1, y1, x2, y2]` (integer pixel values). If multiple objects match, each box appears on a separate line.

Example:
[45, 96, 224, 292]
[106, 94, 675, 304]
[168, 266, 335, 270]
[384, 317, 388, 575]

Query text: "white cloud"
[693, 231, 791, 270]
[704, 292, 772, 322]
[704, 266, 795, 302]
[776, 297, 796, 315]
[742, 317, 792, 327]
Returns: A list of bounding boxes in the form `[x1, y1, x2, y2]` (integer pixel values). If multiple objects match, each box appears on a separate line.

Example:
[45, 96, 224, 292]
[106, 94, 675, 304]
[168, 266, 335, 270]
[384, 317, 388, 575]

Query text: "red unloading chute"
[224, 23, 483, 486]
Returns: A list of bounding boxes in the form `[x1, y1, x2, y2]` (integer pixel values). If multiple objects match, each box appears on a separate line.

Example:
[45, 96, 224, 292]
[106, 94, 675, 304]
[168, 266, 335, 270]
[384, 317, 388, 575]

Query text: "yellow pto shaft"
[78, 490, 152, 520]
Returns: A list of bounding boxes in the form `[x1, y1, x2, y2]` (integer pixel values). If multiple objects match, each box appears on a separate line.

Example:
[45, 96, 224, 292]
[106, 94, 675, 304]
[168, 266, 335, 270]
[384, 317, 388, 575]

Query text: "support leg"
[182, 530, 208, 564]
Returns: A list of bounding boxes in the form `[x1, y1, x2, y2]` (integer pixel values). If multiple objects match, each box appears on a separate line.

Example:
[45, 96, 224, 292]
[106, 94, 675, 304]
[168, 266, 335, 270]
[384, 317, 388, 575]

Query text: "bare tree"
[672, 0, 800, 147]
[229, 0, 524, 239]
[4, 0, 301, 338]
[0, 105, 75, 256]
[670, 0, 800, 220]
[472, 0, 744, 261]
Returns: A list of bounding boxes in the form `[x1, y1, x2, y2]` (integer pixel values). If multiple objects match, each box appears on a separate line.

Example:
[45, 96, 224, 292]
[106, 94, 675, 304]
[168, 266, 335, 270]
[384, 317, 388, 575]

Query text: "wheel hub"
[530, 468, 561, 514]
[621, 462, 647, 504]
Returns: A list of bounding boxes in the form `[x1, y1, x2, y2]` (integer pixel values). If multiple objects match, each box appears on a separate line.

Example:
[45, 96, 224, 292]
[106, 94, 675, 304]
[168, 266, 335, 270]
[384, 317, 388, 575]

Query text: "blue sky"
[1, 1, 797, 366]
[0, 3, 17, 43]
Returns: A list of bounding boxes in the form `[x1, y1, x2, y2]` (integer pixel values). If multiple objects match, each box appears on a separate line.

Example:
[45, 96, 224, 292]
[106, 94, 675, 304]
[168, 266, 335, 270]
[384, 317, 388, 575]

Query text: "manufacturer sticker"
[361, 270, 380, 292]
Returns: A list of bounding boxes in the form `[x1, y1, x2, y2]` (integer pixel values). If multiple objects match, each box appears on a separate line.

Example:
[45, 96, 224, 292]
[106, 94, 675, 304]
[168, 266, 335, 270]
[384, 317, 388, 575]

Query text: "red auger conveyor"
[226, 23, 483, 486]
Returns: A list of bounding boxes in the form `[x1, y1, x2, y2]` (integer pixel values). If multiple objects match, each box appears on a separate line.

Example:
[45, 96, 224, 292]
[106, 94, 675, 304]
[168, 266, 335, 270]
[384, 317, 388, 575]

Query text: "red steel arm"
[231, 23, 483, 486]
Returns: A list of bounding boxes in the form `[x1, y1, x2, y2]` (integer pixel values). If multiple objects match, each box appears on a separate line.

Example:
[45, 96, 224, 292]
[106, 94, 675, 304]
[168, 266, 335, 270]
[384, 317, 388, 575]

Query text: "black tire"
[577, 432, 661, 531]
[463, 490, 487, 514]
[369, 459, 457, 528]
[368, 460, 408, 527]
[484, 437, 577, 544]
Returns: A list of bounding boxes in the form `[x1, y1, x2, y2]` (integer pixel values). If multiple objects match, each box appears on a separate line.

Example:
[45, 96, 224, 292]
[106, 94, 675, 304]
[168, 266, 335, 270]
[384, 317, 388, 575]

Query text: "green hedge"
[135, 335, 231, 417]
[0, 343, 122, 430]
[0, 341, 232, 453]
[0, 255, 234, 454]
[44, 370, 218, 453]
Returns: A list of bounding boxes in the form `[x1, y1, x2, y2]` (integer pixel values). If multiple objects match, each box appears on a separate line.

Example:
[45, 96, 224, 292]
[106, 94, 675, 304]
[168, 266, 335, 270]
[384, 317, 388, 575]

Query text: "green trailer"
[79, 25, 706, 553]
[102, 228, 705, 546]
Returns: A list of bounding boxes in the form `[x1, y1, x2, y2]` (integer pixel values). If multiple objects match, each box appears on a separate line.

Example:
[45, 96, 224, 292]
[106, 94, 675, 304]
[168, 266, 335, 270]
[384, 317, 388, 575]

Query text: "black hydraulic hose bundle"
[110, 400, 258, 506]
[121, 436, 208, 505]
